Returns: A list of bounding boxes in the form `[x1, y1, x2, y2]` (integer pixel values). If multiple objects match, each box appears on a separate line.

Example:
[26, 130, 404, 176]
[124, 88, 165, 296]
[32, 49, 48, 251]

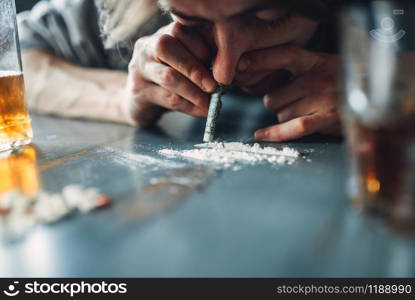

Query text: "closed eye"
[264, 12, 293, 29]
[253, 6, 292, 29]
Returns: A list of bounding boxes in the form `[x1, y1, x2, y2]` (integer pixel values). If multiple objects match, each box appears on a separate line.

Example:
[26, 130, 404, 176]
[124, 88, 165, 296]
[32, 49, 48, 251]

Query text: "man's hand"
[238, 45, 341, 141]
[126, 22, 216, 126]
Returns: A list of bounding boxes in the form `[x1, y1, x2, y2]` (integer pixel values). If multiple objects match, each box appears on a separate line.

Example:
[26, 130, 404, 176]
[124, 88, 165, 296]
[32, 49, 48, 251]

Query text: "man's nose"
[211, 23, 245, 86]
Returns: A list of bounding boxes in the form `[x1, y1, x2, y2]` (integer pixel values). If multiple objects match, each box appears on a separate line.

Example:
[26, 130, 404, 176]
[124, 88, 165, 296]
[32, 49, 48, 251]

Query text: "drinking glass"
[0, 0, 32, 152]
[341, 0, 415, 232]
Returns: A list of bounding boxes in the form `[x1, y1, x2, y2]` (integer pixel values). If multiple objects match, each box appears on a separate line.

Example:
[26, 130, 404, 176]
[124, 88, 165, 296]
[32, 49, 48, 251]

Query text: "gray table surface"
[1, 93, 415, 277]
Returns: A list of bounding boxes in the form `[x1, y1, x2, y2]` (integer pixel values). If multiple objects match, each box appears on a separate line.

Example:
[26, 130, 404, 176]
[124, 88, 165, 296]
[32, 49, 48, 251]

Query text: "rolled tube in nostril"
[203, 84, 226, 142]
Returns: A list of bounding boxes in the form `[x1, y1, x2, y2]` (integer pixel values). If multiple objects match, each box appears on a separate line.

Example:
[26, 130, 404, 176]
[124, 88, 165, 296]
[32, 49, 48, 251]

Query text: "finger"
[129, 98, 167, 127]
[277, 99, 312, 124]
[276, 93, 337, 123]
[263, 69, 337, 113]
[134, 82, 207, 118]
[155, 34, 216, 93]
[254, 113, 332, 142]
[234, 71, 271, 87]
[171, 22, 212, 64]
[142, 62, 210, 113]
[238, 45, 322, 76]
[263, 76, 310, 112]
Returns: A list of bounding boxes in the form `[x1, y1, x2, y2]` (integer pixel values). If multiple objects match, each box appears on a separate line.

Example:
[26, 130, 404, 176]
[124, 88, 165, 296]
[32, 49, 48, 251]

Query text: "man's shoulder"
[20, 0, 98, 20]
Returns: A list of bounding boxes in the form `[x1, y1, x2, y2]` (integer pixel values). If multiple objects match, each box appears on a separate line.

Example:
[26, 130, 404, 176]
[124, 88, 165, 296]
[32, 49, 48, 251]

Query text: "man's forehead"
[160, 0, 276, 20]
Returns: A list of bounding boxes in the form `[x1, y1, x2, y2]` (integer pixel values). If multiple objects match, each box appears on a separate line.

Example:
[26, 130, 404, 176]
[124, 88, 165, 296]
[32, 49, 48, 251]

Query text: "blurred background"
[16, 0, 38, 13]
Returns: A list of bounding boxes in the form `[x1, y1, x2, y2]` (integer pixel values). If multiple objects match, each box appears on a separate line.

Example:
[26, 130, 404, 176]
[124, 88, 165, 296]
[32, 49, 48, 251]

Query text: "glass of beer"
[341, 1, 415, 233]
[0, 0, 32, 152]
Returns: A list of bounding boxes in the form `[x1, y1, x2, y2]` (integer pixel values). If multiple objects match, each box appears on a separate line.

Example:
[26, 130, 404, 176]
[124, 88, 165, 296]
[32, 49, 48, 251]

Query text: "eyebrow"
[169, 3, 278, 23]
[170, 8, 208, 22]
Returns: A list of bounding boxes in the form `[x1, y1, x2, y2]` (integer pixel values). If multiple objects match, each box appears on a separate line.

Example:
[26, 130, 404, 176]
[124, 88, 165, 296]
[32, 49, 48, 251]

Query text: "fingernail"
[238, 58, 250, 72]
[202, 77, 216, 93]
[255, 130, 267, 141]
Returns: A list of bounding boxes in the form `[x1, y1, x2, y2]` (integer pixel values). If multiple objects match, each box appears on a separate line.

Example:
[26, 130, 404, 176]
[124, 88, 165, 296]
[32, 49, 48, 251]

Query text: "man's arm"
[22, 49, 133, 124]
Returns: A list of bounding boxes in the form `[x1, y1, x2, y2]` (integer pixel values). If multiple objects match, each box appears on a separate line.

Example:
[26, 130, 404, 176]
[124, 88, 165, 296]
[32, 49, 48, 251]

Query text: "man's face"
[161, 0, 319, 89]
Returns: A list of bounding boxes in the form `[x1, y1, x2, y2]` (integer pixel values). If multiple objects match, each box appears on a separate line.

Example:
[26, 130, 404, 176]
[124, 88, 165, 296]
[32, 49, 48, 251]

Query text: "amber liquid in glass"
[0, 71, 32, 151]
[0, 145, 40, 199]
[347, 116, 415, 232]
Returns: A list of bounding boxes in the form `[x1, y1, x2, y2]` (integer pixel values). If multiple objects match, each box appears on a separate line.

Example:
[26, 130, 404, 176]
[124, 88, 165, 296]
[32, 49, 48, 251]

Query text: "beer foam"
[0, 70, 22, 78]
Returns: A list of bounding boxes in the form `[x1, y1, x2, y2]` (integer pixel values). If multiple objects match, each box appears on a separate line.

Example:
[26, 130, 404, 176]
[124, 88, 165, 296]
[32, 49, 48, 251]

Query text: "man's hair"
[94, 0, 341, 48]
[95, 0, 158, 48]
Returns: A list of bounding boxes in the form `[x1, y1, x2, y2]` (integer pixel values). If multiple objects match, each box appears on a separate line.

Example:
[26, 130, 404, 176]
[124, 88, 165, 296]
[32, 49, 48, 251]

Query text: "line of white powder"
[195, 142, 300, 157]
[159, 142, 300, 167]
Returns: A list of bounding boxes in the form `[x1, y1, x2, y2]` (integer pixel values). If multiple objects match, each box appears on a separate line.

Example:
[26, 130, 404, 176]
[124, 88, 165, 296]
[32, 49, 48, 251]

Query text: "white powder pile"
[159, 142, 300, 168]
[0, 185, 110, 241]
